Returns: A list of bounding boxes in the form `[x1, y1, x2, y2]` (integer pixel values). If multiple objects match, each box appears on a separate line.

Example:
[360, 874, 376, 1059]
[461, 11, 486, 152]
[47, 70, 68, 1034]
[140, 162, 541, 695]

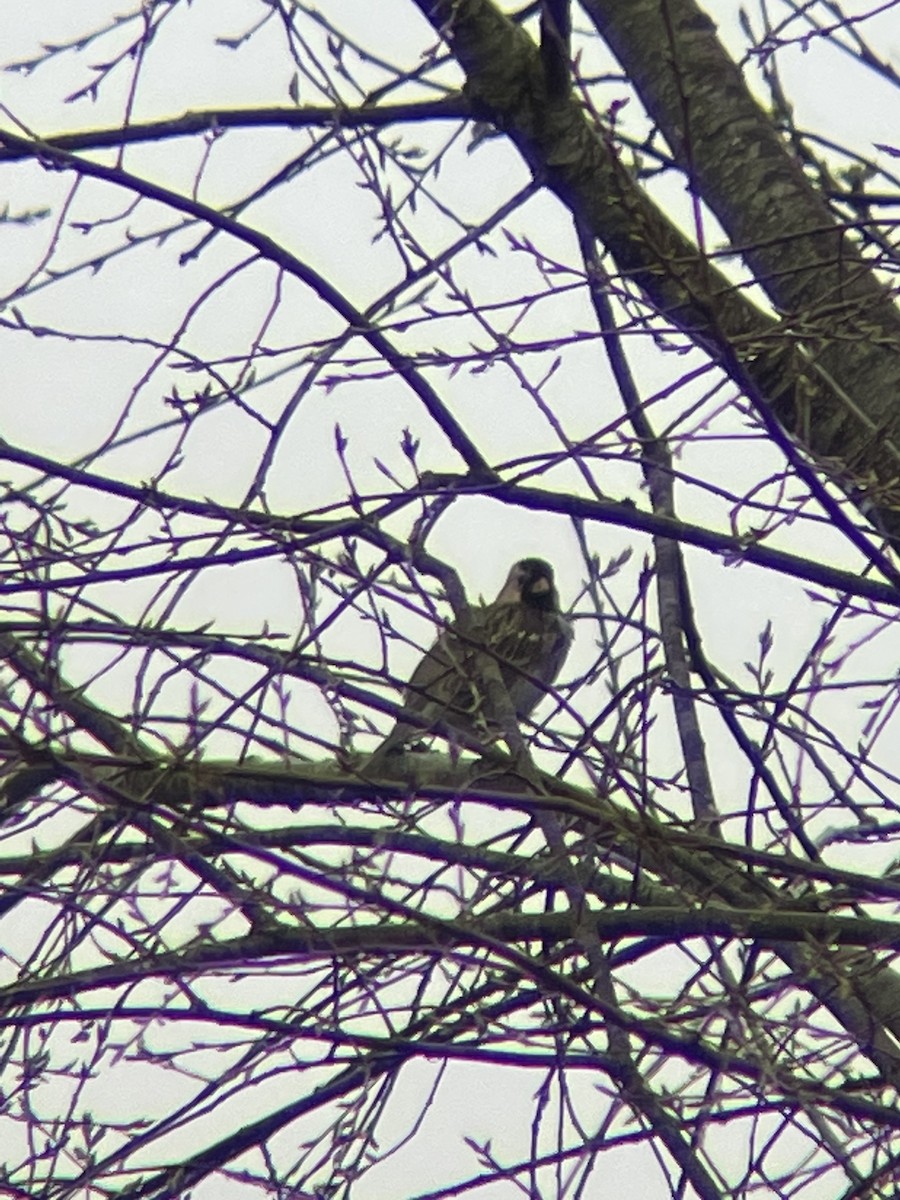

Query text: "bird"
[369, 558, 573, 764]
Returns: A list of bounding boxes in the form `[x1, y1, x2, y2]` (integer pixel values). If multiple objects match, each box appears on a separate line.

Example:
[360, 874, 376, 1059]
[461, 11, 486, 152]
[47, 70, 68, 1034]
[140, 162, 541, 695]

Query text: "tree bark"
[416, 0, 900, 542]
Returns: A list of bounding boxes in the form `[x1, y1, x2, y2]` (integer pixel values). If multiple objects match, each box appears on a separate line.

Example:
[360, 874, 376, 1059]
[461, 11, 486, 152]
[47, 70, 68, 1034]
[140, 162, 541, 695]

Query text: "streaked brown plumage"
[370, 558, 572, 762]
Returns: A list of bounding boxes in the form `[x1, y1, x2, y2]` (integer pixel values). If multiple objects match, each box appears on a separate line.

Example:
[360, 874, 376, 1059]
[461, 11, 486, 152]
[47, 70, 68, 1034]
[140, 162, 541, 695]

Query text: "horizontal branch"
[1, 436, 896, 606]
[2, 904, 898, 1015]
[0, 98, 472, 162]
[462, 476, 900, 606]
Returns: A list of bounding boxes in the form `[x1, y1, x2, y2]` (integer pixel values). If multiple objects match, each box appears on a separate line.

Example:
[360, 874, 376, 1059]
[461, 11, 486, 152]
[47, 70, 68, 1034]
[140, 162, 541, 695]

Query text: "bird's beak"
[530, 576, 551, 594]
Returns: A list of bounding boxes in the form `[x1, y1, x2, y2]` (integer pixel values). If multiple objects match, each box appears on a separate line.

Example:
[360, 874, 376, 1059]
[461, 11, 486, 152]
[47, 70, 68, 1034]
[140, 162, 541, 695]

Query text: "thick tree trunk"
[416, 0, 900, 543]
[586, 0, 900, 528]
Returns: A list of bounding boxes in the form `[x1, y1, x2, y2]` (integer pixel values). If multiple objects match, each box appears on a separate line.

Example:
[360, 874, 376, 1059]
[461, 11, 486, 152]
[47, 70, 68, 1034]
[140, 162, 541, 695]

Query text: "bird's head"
[497, 558, 559, 611]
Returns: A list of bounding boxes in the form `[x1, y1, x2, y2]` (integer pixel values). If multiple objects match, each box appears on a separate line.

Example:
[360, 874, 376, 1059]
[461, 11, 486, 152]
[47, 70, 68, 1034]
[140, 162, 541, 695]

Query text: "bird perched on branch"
[369, 558, 572, 765]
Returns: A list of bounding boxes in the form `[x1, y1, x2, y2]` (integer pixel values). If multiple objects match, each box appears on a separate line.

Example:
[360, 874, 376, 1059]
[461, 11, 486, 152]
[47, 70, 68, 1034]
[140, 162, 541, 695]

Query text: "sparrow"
[369, 558, 573, 763]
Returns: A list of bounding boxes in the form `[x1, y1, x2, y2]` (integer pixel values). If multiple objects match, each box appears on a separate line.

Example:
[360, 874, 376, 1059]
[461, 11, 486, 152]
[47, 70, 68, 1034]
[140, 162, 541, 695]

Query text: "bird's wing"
[476, 604, 573, 718]
[370, 599, 572, 761]
[401, 622, 482, 728]
[370, 615, 489, 758]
